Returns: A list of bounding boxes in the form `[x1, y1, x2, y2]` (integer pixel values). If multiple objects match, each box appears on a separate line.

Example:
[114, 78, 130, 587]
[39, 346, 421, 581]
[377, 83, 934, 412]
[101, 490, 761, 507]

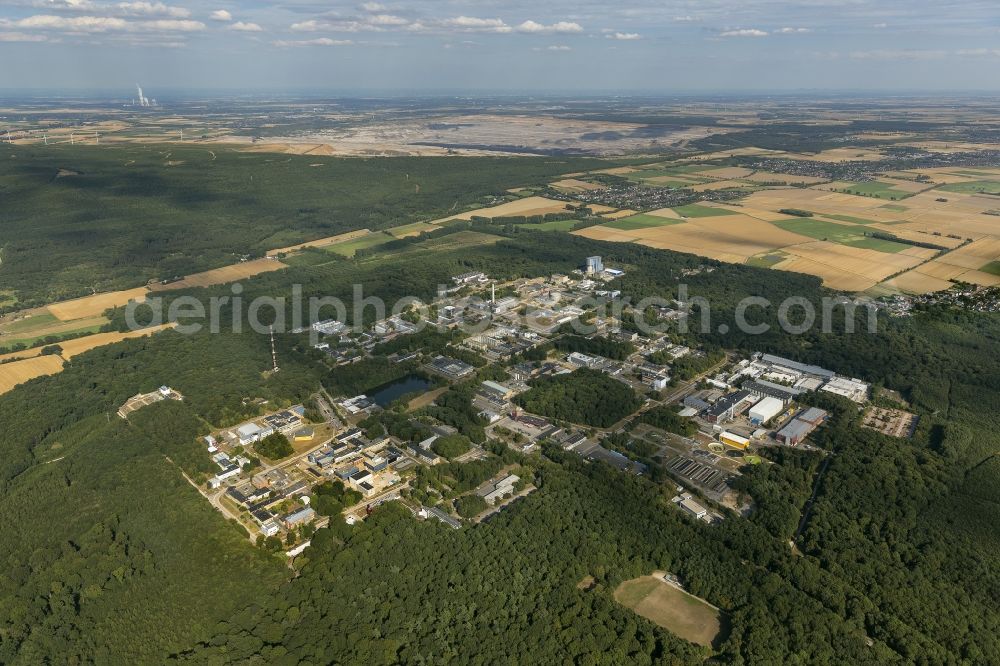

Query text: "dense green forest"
[0, 145, 615, 307]
[0, 218, 999, 662]
[515, 368, 643, 427]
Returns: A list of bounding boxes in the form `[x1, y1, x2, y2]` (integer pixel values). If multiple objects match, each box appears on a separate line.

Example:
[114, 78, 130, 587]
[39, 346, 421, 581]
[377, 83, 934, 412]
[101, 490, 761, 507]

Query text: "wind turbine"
[70, 132, 75, 145]
[95, 133, 100, 145]
[42, 133, 48, 146]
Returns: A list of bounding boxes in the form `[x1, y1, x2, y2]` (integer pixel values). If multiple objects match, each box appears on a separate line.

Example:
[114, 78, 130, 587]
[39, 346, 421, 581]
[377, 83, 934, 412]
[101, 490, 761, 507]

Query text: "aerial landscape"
[2, 1, 1000, 664]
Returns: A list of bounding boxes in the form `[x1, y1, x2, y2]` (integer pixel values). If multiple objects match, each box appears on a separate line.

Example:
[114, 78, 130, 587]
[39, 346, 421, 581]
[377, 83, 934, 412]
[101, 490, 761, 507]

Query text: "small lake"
[369, 374, 434, 407]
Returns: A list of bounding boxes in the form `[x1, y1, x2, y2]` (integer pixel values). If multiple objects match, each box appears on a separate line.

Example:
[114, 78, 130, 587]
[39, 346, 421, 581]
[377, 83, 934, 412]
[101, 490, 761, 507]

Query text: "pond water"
[369, 374, 433, 407]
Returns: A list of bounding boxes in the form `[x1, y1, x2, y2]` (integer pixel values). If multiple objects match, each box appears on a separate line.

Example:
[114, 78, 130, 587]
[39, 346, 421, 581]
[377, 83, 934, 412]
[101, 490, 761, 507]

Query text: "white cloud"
[546, 44, 571, 51]
[516, 20, 582, 34]
[719, 28, 768, 37]
[273, 37, 353, 47]
[442, 16, 511, 33]
[368, 14, 408, 27]
[849, 49, 946, 60]
[360, 2, 386, 11]
[0, 30, 50, 41]
[673, 16, 696, 22]
[228, 21, 261, 32]
[776, 27, 810, 34]
[0, 14, 204, 32]
[606, 31, 640, 40]
[116, 2, 188, 18]
[209, 9, 231, 22]
[290, 19, 320, 32]
[872, 22, 888, 29]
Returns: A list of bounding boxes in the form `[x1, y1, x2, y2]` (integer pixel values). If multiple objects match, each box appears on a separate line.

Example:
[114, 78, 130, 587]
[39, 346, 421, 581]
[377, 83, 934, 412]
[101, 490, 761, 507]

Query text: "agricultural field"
[267, 229, 371, 256]
[604, 214, 684, 231]
[149, 258, 286, 291]
[47, 287, 149, 321]
[431, 196, 572, 224]
[0, 354, 66, 395]
[614, 575, 722, 648]
[326, 231, 398, 257]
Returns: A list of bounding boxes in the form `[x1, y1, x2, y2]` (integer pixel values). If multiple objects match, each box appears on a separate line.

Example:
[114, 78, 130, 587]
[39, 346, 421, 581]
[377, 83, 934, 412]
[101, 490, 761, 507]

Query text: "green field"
[843, 237, 911, 253]
[1, 311, 59, 334]
[747, 253, 786, 268]
[326, 232, 396, 257]
[938, 180, 1000, 195]
[822, 213, 880, 225]
[881, 204, 908, 212]
[604, 214, 685, 230]
[980, 261, 1000, 276]
[835, 181, 917, 199]
[672, 204, 737, 218]
[772, 217, 865, 243]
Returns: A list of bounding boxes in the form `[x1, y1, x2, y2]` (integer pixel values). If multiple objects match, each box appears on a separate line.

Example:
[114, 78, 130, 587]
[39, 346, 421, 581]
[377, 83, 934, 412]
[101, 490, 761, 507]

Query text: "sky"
[1, 1, 1000, 93]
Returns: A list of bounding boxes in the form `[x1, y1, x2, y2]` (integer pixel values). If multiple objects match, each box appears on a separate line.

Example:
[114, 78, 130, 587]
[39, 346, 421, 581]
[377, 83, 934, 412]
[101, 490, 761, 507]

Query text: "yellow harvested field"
[954, 270, 1000, 287]
[432, 196, 570, 223]
[575, 227, 643, 243]
[780, 241, 924, 282]
[550, 178, 602, 192]
[577, 213, 815, 263]
[601, 209, 639, 220]
[883, 270, 957, 294]
[149, 258, 286, 291]
[267, 229, 371, 256]
[585, 203, 618, 214]
[0, 355, 65, 395]
[644, 174, 703, 186]
[47, 287, 150, 321]
[689, 180, 757, 192]
[868, 225, 966, 249]
[772, 257, 877, 291]
[696, 166, 754, 179]
[743, 171, 827, 185]
[785, 147, 887, 162]
[645, 208, 684, 220]
[57, 324, 176, 358]
[593, 166, 639, 175]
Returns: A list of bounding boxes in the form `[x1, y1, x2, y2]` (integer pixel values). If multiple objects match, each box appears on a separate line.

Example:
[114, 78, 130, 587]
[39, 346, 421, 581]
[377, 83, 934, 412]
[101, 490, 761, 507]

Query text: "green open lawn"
[835, 181, 917, 200]
[772, 217, 865, 243]
[822, 213, 880, 225]
[326, 232, 396, 257]
[1, 311, 59, 334]
[843, 237, 911, 253]
[938, 180, 1000, 195]
[747, 253, 787, 268]
[672, 204, 737, 218]
[980, 261, 1000, 276]
[604, 214, 685, 230]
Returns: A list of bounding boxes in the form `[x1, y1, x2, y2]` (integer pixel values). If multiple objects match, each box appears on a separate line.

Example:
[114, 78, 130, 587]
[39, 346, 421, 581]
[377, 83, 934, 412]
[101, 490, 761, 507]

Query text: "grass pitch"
[614, 575, 722, 648]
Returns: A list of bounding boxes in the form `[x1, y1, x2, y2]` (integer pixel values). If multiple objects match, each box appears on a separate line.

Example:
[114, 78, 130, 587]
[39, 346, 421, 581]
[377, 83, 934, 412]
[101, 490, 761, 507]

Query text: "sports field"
[614, 574, 722, 648]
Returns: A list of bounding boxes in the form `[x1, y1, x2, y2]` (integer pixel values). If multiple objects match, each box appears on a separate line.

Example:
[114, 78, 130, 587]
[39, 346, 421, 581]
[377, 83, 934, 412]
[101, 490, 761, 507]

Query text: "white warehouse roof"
[749, 396, 784, 423]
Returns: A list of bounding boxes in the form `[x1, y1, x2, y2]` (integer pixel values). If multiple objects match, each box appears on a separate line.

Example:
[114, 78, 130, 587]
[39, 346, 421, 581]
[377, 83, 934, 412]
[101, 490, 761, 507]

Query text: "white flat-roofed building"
[679, 496, 707, 519]
[748, 396, 784, 425]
